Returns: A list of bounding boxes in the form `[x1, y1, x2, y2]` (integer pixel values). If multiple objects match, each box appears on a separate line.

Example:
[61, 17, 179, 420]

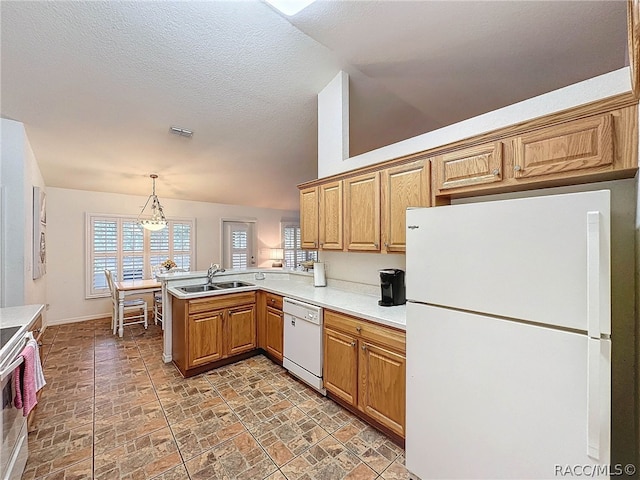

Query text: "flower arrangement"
[161, 259, 177, 270]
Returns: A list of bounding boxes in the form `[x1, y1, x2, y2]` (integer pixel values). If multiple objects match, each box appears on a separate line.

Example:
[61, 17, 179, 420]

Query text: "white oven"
[1, 330, 29, 480]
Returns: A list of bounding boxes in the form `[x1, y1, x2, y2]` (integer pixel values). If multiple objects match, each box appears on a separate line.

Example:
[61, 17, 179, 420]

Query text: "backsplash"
[318, 251, 405, 291]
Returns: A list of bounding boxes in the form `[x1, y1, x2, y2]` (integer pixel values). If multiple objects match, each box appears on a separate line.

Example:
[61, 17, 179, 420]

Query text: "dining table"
[113, 279, 161, 337]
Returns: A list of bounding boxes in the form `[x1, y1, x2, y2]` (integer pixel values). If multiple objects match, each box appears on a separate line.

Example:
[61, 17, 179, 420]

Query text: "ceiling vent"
[169, 126, 193, 138]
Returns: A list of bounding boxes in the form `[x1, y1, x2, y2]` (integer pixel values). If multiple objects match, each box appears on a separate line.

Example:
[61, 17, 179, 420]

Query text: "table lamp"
[270, 248, 284, 268]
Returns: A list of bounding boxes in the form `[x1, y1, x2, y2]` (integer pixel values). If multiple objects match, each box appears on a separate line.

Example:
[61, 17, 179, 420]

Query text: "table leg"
[118, 292, 125, 338]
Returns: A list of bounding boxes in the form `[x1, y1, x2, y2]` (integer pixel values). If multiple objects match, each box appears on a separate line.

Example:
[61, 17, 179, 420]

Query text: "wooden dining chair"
[104, 269, 148, 335]
[150, 266, 186, 329]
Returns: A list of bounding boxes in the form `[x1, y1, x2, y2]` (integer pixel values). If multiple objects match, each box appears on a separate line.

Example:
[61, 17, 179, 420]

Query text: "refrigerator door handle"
[586, 211, 601, 339]
[587, 338, 601, 460]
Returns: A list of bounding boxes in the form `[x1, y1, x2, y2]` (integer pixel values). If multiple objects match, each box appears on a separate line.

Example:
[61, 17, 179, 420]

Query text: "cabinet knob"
[361, 345, 367, 351]
[356, 326, 361, 332]
[374, 242, 379, 248]
[492, 169, 500, 176]
[384, 242, 388, 248]
[351, 341, 356, 347]
[514, 165, 522, 172]
[270, 299, 275, 303]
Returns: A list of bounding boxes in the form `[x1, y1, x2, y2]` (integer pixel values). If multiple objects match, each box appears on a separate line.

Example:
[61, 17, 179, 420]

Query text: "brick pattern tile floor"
[23, 318, 410, 479]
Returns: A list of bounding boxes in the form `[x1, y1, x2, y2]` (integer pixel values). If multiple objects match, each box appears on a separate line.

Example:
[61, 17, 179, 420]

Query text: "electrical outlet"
[45, 303, 50, 310]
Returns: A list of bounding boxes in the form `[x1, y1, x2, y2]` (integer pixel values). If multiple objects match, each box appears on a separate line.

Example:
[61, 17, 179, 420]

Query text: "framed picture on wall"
[33, 186, 46, 280]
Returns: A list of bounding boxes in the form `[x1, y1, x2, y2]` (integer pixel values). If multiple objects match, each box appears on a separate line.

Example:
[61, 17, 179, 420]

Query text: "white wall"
[0, 119, 47, 311]
[318, 71, 349, 175]
[46, 187, 297, 324]
[319, 251, 404, 288]
[319, 68, 632, 178]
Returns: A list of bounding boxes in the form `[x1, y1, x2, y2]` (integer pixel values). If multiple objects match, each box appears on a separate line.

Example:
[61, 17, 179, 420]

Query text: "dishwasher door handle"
[290, 318, 296, 326]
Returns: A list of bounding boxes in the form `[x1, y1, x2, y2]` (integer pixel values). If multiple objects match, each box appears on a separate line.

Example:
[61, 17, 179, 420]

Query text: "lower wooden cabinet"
[172, 292, 256, 376]
[358, 341, 406, 436]
[227, 305, 257, 356]
[265, 306, 284, 361]
[188, 310, 224, 367]
[257, 291, 284, 363]
[323, 310, 406, 438]
[324, 327, 358, 405]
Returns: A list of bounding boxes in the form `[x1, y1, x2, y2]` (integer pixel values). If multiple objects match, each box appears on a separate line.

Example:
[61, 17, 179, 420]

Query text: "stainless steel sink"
[179, 284, 218, 293]
[211, 281, 254, 289]
[178, 281, 254, 294]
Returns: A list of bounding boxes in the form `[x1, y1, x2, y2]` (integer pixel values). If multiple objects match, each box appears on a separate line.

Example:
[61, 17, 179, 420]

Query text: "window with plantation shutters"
[86, 214, 195, 298]
[282, 223, 317, 269]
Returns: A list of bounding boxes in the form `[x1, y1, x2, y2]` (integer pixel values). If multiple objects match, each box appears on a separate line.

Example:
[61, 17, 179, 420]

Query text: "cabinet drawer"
[513, 114, 613, 179]
[324, 310, 405, 353]
[188, 292, 256, 314]
[265, 293, 283, 311]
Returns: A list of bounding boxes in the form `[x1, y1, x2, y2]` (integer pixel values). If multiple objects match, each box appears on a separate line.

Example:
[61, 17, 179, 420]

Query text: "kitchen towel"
[13, 338, 45, 416]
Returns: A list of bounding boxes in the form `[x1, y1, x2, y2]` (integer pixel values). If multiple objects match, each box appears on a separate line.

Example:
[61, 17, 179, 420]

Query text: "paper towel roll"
[314, 262, 326, 287]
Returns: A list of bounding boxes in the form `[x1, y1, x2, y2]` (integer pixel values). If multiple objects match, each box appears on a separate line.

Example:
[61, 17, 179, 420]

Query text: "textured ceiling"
[1, 1, 628, 210]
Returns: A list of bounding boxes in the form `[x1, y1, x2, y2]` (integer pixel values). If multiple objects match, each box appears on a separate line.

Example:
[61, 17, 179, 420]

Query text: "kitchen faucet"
[207, 263, 225, 283]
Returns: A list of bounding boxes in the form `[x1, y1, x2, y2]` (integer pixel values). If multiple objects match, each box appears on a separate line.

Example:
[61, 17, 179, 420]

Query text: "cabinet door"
[324, 327, 358, 406]
[344, 172, 381, 251]
[226, 304, 256, 356]
[513, 114, 613, 180]
[265, 306, 284, 362]
[319, 180, 343, 250]
[188, 310, 224, 367]
[300, 186, 319, 249]
[432, 141, 503, 193]
[256, 291, 267, 350]
[359, 341, 406, 437]
[381, 160, 430, 253]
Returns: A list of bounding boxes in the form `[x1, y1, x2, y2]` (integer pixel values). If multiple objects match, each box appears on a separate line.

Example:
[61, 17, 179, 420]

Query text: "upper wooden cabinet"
[319, 180, 343, 250]
[344, 172, 381, 251]
[300, 186, 319, 249]
[380, 160, 430, 253]
[513, 113, 613, 179]
[299, 99, 637, 234]
[432, 141, 503, 195]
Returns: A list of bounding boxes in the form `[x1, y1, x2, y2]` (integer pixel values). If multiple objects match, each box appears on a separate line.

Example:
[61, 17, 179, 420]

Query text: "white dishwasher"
[283, 298, 326, 395]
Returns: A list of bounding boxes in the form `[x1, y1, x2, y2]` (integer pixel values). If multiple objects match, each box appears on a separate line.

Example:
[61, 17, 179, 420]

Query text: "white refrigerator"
[405, 190, 612, 479]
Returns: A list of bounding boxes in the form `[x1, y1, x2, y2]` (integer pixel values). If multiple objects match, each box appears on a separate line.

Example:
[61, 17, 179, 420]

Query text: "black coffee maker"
[378, 269, 406, 306]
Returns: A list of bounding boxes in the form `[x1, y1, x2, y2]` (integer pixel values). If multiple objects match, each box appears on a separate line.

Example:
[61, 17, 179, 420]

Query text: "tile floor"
[23, 318, 410, 479]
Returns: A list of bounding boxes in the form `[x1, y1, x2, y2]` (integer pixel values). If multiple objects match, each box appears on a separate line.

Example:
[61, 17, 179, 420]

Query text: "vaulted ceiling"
[1, 1, 628, 210]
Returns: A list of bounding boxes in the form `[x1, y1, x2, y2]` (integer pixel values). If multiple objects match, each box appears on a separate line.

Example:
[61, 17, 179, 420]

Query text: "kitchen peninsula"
[159, 269, 406, 364]
[160, 268, 408, 441]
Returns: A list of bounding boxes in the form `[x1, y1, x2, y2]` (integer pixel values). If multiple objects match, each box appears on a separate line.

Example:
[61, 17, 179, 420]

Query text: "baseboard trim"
[47, 313, 111, 326]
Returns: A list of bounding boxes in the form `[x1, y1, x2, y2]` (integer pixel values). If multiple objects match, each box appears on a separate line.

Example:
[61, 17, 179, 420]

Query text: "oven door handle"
[0, 357, 24, 382]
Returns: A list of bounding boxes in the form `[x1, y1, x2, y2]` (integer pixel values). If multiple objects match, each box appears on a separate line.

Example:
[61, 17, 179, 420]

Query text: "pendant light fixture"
[137, 174, 167, 231]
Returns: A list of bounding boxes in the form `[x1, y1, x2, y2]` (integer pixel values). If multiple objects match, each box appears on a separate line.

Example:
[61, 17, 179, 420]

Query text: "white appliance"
[283, 298, 326, 394]
[405, 190, 612, 479]
[1, 331, 29, 480]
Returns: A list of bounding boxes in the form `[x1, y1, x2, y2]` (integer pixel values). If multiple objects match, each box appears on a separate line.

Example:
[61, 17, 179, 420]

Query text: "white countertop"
[0, 304, 44, 329]
[0, 304, 45, 366]
[168, 276, 406, 330]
